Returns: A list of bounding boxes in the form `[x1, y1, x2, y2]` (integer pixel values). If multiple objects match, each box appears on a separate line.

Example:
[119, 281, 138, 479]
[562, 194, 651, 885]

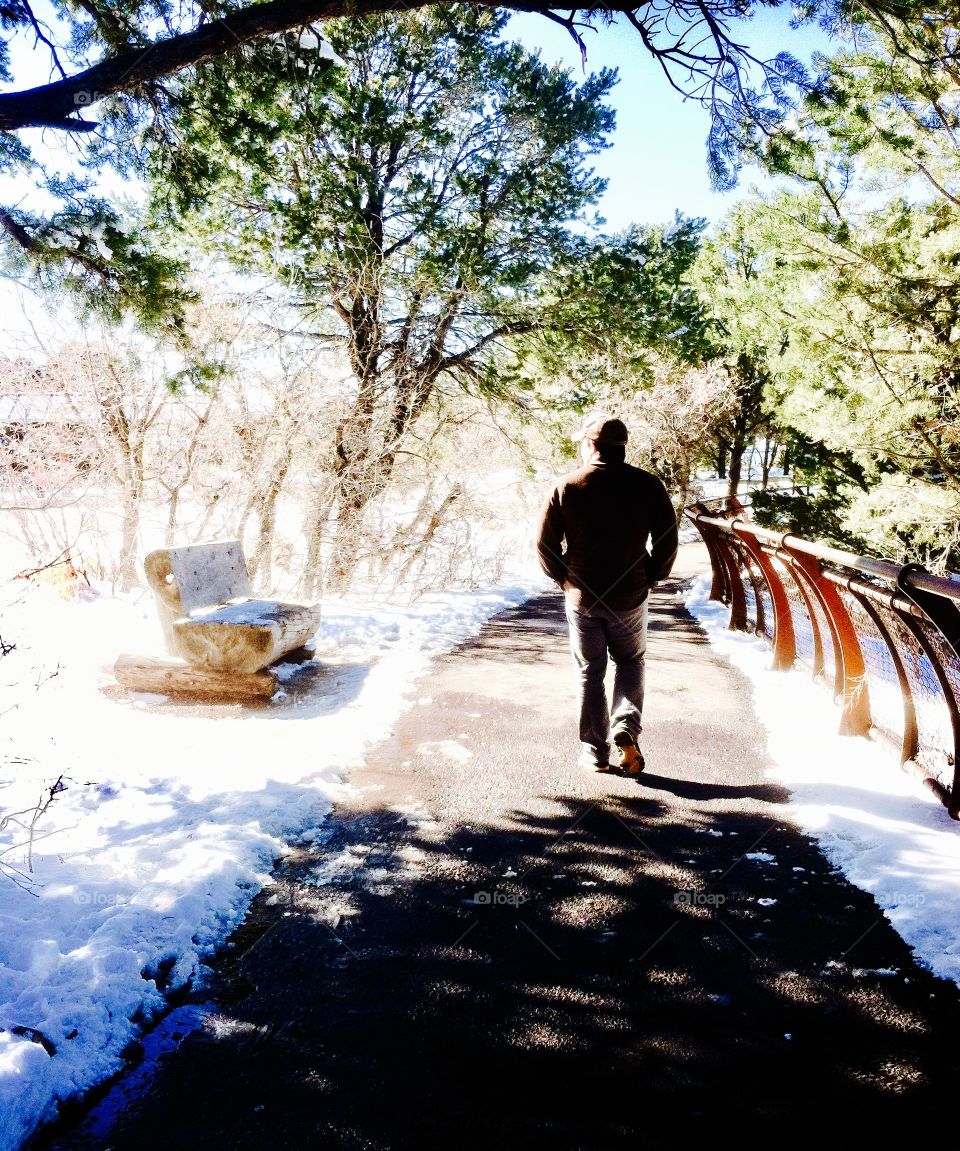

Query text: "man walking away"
[536, 415, 679, 775]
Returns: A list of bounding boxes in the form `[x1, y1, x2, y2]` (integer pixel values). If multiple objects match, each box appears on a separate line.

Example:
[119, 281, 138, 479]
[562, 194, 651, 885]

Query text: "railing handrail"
[688, 510, 960, 606]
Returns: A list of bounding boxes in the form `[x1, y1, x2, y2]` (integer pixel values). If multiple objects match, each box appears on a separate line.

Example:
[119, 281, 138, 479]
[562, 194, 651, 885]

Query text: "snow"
[685, 573, 960, 988]
[187, 598, 311, 625]
[2, 548, 960, 1149]
[296, 27, 346, 66]
[0, 567, 547, 1151]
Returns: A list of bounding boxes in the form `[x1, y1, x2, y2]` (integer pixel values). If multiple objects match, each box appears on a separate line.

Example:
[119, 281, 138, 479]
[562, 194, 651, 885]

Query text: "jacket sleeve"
[536, 486, 568, 586]
[647, 476, 679, 585]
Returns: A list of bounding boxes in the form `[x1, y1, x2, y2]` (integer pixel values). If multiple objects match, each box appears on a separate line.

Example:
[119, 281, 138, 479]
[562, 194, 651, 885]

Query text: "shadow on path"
[638, 773, 792, 804]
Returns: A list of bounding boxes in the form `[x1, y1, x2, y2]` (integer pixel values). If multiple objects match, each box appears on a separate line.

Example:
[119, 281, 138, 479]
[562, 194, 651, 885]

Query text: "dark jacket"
[536, 461, 679, 611]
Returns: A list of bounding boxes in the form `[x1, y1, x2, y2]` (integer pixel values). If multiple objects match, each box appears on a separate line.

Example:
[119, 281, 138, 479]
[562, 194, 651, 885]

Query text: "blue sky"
[505, 8, 837, 232]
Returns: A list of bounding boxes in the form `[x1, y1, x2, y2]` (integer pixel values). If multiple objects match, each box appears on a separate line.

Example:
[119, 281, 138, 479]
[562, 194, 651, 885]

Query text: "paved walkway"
[39, 545, 960, 1148]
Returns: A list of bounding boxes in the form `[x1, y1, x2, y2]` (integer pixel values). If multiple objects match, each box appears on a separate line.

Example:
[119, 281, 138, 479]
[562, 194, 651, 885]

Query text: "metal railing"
[686, 500, 960, 821]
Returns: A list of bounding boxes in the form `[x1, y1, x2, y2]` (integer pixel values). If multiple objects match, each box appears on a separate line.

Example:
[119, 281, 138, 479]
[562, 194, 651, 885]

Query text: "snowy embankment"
[685, 574, 960, 988]
[0, 569, 547, 1151]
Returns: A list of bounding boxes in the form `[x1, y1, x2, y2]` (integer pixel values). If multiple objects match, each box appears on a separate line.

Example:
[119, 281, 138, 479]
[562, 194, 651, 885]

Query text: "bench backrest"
[166, 541, 250, 613]
[144, 541, 251, 653]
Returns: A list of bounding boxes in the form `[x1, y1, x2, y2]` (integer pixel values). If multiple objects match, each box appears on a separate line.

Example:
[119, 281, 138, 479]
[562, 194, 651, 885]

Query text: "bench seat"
[174, 599, 323, 674]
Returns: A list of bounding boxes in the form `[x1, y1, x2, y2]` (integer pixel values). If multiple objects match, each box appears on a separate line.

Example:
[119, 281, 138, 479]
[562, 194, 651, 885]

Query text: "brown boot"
[613, 731, 645, 775]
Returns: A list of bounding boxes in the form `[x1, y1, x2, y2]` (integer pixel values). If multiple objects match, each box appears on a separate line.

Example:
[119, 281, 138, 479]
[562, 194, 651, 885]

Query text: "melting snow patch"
[417, 740, 472, 763]
[307, 846, 371, 886]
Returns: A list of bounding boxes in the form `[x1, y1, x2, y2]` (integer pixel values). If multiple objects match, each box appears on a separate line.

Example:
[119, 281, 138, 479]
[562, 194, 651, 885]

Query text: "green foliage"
[0, 2, 204, 333]
[705, 13, 960, 567]
[0, 0, 899, 334]
[687, 207, 790, 495]
[750, 430, 867, 548]
[163, 352, 229, 394]
[1, 196, 195, 337]
[149, 7, 713, 424]
[528, 216, 716, 386]
[153, 7, 616, 347]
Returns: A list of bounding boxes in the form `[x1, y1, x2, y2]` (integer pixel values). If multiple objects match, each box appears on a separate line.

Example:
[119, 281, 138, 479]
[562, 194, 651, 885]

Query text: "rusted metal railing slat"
[733, 526, 796, 670]
[763, 547, 827, 681]
[783, 546, 871, 736]
[894, 572, 960, 819]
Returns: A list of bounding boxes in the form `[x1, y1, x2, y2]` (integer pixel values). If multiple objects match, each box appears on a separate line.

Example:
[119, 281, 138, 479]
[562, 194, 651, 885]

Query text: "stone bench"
[114, 540, 322, 700]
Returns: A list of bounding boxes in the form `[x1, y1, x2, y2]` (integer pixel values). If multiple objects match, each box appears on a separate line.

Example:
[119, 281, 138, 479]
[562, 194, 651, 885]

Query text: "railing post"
[839, 582, 919, 769]
[770, 547, 828, 681]
[734, 526, 796, 671]
[690, 505, 727, 604]
[785, 547, 871, 737]
[689, 509, 748, 630]
[896, 566, 960, 819]
[717, 531, 749, 632]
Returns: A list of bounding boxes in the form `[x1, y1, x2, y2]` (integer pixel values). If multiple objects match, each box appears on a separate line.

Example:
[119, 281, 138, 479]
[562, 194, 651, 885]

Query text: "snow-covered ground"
[2, 537, 959, 1151]
[0, 565, 548, 1151]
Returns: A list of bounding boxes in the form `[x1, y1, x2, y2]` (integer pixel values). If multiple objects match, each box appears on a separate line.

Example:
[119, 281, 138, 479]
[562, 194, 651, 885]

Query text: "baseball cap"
[576, 414, 629, 447]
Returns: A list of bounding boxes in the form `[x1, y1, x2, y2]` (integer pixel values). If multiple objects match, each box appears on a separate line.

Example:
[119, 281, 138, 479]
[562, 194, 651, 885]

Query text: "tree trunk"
[727, 438, 745, 505]
[761, 435, 779, 488]
[327, 496, 371, 592]
[675, 449, 691, 526]
[248, 453, 292, 590]
[327, 406, 412, 591]
[118, 482, 142, 592]
[165, 486, 181, 544]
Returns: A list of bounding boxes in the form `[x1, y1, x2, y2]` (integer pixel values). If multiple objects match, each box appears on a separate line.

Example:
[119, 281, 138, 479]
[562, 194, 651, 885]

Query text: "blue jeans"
[564, 595, 648, 766]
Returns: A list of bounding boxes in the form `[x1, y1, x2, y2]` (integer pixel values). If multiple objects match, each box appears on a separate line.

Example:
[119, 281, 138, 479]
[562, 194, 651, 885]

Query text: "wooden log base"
[113, 653, 279, 701]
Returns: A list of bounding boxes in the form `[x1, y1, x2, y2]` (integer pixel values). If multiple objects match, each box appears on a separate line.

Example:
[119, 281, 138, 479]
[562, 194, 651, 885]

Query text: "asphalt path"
[36, 544, 960, 1148]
